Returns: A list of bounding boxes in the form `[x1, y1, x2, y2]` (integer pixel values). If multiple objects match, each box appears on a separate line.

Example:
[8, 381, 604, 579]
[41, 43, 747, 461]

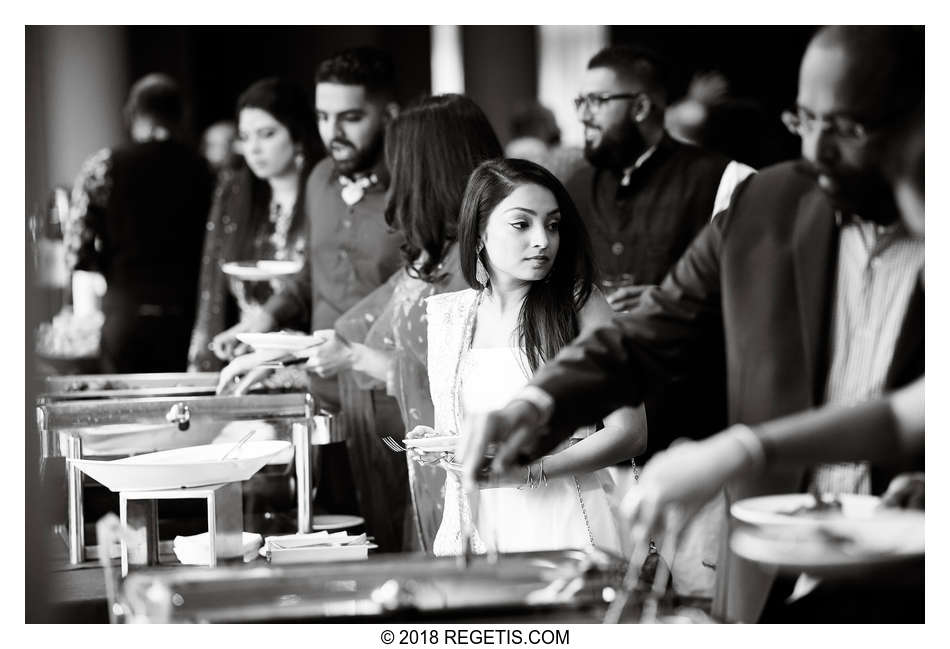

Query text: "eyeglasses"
[573, 92, 643, 114]
[781, 107, 871, 141]
[781, 101, 920, 143]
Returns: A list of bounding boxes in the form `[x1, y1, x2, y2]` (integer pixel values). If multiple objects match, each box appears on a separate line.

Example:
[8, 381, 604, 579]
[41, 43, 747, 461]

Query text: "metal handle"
[164, 402, 191, 431]
[311, 409, 343, 445]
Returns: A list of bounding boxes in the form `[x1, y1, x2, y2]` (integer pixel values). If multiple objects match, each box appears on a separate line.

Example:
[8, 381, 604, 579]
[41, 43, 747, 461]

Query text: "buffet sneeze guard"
[37, 392, 323, 565]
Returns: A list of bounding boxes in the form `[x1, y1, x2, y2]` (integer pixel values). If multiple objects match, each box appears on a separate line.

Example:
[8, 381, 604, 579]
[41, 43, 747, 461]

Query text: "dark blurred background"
[26, 25, 815, 214]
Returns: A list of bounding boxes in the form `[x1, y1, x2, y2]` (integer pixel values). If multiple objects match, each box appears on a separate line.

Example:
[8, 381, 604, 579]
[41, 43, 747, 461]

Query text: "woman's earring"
[475, 252, 489, 288]
[294, 149, 304, 170]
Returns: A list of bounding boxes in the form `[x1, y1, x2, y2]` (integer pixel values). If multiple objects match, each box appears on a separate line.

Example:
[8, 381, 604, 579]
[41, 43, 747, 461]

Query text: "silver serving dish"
[37, 392, 321, 565]
[119, 548, 628, 623]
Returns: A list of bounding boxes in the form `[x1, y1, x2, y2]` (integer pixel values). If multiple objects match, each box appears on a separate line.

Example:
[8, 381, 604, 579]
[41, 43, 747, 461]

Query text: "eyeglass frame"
[573, 92, 645, 114]
[781, 101, 916, 143]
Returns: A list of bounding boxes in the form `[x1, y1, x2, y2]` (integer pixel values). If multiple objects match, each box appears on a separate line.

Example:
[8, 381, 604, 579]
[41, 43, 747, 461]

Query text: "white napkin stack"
[172, 531, 263, 565]
[263, 530, 372, 564]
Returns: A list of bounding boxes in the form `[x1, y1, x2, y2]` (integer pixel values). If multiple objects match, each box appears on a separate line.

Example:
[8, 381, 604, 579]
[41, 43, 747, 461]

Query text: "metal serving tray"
[119, 548, 628, 623]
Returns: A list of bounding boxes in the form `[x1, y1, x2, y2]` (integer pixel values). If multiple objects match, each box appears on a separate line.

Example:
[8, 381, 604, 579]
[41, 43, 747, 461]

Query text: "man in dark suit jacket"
[460, 26, 923, 623]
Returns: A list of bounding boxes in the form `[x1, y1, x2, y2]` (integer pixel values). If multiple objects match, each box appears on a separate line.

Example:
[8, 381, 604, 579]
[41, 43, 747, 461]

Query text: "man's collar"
[331, 156, 390, 190]
[615, 131, 675, 184]
[620, 145, 659, 186]
[834, 209, 907, 236]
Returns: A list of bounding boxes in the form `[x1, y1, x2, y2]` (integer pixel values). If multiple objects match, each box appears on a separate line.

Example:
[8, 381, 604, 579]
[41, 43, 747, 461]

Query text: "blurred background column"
[24, 24, 129, 622]
[26, 26, 129, 210]
[537, 25, 608, 148]
[430, 25, 465, 94]
[26, 26, 128, 326]
[461, 26, 537, 144]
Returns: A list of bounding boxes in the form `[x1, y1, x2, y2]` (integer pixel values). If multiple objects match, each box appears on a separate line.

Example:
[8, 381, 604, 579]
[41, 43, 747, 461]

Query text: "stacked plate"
[261, 531, 377, 564]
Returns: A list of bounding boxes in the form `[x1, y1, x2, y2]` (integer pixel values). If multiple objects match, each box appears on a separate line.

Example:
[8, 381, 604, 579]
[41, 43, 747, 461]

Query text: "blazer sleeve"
[529, 199, 729, 455]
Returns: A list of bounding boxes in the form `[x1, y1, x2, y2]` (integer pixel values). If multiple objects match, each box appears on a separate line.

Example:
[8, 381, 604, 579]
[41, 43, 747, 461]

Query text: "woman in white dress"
[418, 158, 648, 556]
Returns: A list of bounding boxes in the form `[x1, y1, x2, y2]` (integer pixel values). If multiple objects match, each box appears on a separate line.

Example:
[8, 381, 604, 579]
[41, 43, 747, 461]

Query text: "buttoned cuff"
[512, 385, 556, 427]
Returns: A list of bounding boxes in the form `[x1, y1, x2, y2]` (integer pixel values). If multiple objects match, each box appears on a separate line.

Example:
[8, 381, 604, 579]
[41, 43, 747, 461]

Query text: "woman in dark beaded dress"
[189, 78, 320, 371]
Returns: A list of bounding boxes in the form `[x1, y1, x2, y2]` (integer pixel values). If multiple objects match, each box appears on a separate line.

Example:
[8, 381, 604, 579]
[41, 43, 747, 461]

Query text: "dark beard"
[794, 161, 900, 226]
[331, 130, 385, 178]
[583, 118, 647, 171]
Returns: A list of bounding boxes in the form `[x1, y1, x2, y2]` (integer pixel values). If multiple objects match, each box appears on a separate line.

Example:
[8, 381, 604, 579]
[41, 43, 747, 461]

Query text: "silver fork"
[380, 436, 407, 453]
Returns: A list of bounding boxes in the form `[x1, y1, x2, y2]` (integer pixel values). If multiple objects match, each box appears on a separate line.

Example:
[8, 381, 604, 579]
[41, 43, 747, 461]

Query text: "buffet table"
[79, 547, 713, 623]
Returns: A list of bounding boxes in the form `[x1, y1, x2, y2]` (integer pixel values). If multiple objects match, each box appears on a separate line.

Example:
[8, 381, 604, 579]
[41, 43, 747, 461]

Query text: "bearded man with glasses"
[565, 45, 755, 599]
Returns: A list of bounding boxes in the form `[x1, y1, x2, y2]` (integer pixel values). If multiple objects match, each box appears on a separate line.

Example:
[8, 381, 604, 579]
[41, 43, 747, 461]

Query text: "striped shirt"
[810, 215, 924, 495]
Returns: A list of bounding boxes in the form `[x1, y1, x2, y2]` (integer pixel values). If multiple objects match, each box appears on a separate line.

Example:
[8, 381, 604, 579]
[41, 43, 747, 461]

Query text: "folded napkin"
[173, 531, 263, 565]
[264, 530, 367, 551]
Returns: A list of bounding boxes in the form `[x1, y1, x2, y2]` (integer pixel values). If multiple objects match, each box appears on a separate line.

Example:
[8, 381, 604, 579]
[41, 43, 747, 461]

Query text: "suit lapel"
[791, 189, 838, 405]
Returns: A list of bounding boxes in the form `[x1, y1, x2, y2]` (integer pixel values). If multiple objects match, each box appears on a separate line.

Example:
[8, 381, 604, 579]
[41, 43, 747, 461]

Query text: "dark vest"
[567, 134, 731, 285]
[566, 135, 733, 460]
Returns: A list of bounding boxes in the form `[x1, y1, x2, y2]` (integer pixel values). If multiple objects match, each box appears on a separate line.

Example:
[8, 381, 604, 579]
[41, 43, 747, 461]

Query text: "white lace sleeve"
[425, 290, 474, 436]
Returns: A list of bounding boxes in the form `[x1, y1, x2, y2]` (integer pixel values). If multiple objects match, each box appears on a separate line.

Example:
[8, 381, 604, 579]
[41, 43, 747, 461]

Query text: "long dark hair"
[458, 158, 596, 373]
[384, 94, 503, 282]
[228, 77, 320, 261]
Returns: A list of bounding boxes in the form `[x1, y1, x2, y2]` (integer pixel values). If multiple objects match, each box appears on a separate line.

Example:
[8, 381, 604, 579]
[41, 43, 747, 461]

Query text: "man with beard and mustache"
[261, 46, 403, 341]
[567, 45, 754, 315]
[567, 46, 755, 467]
[565, 45, 755, 598]
[460, 26, 923, 623]
[220, 47, 410, 552]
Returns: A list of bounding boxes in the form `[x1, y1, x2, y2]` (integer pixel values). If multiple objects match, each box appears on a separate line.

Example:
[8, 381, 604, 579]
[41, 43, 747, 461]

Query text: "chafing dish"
[39, 372, 220, 402]
[118, 548, 629, 623]
[37, 392, 319, 565]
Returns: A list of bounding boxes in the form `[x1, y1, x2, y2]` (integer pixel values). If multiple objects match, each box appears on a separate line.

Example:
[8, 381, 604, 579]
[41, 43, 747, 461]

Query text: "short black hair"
[587, 44, 671, 103]
[316, 46, 396, 100]
[124, 73, 184, 130]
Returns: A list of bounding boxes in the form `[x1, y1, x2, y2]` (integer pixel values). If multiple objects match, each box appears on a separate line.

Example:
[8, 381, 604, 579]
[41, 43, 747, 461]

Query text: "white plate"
[731, 493, 881, 527]
[403, 435, 459, 453]
[235, 332, 327, 353]
[69, 440, 292, 492]
[311, 514, 365, 531]
[731, 512, 924, 574]
[730, 492, 924, 575]
[221, 260, 304, 281]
